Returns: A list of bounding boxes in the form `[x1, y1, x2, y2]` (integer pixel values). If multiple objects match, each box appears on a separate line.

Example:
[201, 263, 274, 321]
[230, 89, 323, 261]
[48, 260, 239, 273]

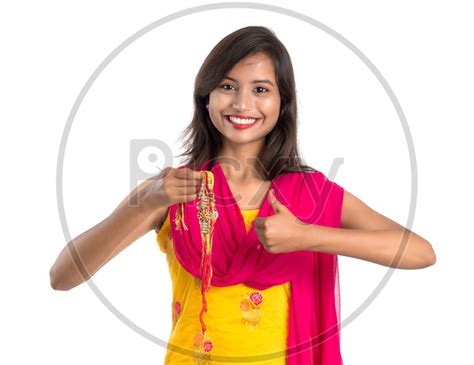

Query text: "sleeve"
[314, 171, 345, 228]
[155, 211, 171, 253]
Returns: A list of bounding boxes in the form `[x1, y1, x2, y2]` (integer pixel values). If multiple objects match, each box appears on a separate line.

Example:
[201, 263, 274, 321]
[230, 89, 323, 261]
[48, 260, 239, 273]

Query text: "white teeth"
[228, 116, 257, 124]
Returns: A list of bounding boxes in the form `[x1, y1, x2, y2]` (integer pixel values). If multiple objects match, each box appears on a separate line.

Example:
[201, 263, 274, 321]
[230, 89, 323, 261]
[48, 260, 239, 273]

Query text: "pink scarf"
[169, 158, 344, 364]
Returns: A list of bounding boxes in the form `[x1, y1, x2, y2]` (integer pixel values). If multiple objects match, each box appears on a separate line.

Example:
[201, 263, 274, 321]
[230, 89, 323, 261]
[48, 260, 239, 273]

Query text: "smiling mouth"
[224, 115, 260, 125]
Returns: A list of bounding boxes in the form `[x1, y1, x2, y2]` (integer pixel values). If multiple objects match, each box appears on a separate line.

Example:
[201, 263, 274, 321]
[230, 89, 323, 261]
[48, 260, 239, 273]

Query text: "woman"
[50, 26, 436, 364]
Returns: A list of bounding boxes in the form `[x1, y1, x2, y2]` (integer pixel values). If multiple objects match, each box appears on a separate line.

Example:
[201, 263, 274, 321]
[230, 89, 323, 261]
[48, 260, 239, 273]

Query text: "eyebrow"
[223, 76, 275, 87]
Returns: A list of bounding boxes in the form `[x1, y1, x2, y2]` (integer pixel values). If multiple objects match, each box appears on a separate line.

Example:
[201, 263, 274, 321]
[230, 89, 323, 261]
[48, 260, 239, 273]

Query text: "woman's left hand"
[253, 189, 309, 253]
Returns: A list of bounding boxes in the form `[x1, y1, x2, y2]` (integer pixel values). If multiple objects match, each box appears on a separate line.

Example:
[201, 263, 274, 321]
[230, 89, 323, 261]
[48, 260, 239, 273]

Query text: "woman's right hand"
[49, 167, 201, 291]
[142, 166, 204, 211]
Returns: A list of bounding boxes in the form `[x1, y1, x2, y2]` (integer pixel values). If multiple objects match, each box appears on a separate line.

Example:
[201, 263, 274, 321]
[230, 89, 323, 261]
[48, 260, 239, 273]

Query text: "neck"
[216, 145, 264, 183]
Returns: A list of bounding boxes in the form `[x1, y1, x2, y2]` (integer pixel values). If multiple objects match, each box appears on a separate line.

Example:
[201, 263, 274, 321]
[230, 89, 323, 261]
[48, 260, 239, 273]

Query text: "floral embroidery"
[193, 332, 213, 364]
[250, 292, 263, 305]
[172, 300, 181, 326]
[240, 291, 263, 331]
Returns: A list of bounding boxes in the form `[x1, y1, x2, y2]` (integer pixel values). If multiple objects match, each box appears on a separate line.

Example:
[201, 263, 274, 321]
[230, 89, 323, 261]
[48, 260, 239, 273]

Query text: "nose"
[232, 87, 253, 111]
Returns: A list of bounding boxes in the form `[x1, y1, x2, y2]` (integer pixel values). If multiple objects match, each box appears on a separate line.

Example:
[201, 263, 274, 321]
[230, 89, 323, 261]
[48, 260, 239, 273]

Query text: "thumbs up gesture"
[253, 189, 308, 253]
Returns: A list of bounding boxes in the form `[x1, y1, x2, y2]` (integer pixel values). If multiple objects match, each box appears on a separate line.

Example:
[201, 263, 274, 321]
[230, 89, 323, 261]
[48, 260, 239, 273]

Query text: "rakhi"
[174, 170, 219, 362]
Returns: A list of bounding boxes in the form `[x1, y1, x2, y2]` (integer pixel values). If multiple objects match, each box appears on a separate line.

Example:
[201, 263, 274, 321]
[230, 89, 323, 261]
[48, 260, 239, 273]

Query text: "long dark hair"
[176, 25, 318, 180]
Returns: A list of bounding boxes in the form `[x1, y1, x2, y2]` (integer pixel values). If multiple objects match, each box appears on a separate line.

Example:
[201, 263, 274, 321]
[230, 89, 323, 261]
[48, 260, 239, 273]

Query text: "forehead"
[228, 53, 276, 79]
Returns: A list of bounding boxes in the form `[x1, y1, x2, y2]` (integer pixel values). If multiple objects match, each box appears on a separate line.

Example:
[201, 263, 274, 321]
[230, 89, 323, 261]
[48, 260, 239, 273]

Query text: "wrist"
[296, 221, 321, 251]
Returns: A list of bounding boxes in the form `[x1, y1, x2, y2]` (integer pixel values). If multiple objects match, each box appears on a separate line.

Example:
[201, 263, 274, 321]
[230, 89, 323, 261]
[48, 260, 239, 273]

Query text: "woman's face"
[208, 52, 281, 149]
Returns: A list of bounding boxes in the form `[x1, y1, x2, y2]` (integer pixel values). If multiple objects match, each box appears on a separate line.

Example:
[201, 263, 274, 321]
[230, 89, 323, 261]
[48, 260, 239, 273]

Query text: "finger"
[268, 189, 287, 214]
[176, 167, 204, 181]
[176, 183, 201, 195]
[268, 189, 279, 212]
[253, 217, 266, 228]
[176, 188, 200, 197]
[254, 227, 264, 243]
[175, 179, 202, 188]
[175, 189, 199, 198]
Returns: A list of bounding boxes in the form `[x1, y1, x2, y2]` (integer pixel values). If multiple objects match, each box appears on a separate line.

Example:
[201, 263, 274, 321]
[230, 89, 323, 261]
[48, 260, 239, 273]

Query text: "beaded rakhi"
[174, 170, 218, 363]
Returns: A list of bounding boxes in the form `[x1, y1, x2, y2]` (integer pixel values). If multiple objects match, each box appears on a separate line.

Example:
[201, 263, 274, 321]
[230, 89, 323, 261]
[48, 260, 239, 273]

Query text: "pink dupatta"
[169, 159, 344, 364]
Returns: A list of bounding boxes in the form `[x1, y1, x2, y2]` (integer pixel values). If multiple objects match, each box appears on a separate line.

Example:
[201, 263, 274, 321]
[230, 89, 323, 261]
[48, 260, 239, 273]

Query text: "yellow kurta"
[155, 208, 291, 364]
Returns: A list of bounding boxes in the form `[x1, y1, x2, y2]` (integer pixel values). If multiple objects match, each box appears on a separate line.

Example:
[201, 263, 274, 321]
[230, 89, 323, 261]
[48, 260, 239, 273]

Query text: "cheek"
[261, 98, 281, 115]
[209, 91, 232, 106]
[208, 111, 221, 128]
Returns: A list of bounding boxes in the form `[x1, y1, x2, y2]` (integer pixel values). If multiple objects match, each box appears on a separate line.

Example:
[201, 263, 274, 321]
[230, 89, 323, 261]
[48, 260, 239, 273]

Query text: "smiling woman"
[50, 24, 436, 365]
[165, 25, 347, 364]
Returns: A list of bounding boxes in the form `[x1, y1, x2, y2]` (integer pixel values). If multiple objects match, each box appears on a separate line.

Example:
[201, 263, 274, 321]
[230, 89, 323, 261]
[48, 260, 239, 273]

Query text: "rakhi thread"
[174, 170, 218, 362]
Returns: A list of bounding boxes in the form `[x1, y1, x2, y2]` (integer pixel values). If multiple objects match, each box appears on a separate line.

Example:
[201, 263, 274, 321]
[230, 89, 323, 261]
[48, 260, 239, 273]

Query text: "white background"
[1, 1, 472, 364]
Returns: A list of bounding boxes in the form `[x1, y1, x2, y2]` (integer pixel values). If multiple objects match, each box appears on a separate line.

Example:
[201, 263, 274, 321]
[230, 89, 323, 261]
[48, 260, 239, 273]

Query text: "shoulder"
[273, 169, 341, 194]
[288, 170, 342, 192]
[278, 170, 344, 226]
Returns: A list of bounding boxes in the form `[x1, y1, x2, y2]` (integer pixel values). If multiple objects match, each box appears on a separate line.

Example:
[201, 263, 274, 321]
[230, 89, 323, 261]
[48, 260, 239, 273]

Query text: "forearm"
[50, 203, 153, 290]
[299, 225, 436, 269]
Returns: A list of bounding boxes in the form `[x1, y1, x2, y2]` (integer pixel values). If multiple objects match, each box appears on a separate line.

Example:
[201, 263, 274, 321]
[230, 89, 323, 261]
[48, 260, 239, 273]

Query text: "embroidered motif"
[172, 300, 181, 326]
[193, 332, 213, 364]
[240, 291, 263, 331]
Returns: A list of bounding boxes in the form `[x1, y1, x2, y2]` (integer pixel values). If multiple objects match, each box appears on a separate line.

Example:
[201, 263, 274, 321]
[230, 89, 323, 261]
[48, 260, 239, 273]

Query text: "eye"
[219, 84, 236, 91]
[218, 84, 269, 94]
[255, 86, 269, 94]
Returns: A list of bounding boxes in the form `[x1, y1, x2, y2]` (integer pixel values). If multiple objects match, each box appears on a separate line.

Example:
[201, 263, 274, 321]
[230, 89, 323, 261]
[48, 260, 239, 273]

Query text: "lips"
[226, 114, 259, 119]
[224, 115, 260, 129]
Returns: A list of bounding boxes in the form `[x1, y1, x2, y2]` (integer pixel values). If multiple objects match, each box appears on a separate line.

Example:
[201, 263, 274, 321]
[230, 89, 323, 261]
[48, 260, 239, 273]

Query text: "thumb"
[268, 189, 286, 214]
